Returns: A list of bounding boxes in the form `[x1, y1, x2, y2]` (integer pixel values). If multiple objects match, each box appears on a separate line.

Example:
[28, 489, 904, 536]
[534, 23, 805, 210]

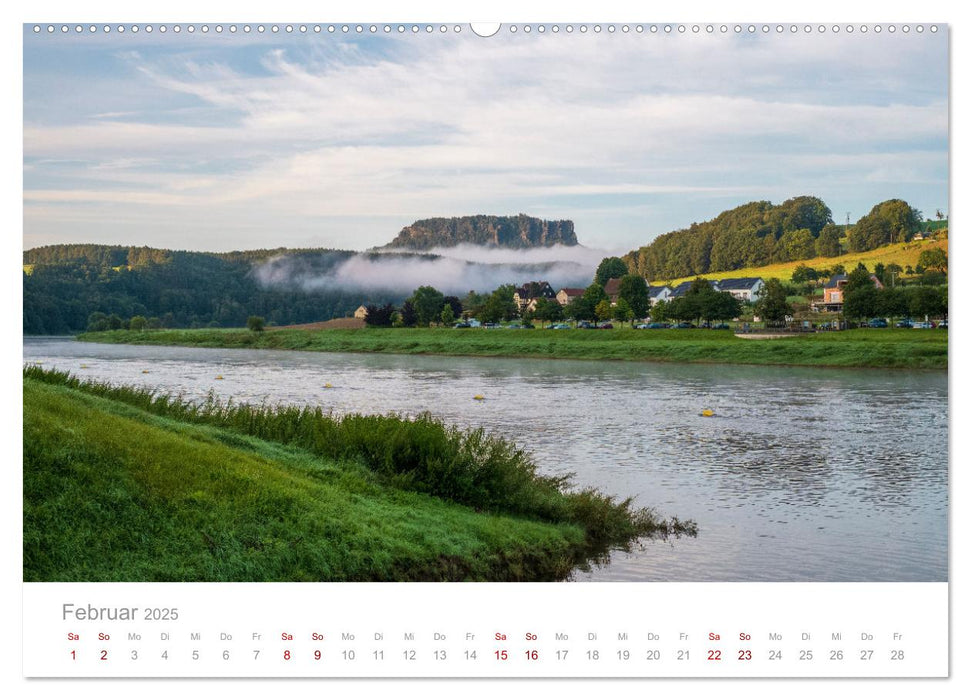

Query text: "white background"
[4, 0, 964, 698]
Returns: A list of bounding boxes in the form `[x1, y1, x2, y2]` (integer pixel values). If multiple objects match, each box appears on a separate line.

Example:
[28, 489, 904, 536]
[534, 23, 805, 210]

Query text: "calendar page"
[17, 0, 959, 695]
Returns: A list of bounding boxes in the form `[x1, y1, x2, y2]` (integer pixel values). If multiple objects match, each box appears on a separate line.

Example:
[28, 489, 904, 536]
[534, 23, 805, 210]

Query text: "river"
[23, 337, 948, 582]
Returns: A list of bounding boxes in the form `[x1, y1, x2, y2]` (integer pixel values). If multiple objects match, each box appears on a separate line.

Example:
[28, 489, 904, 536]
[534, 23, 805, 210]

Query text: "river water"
[23, 337, 948, 582]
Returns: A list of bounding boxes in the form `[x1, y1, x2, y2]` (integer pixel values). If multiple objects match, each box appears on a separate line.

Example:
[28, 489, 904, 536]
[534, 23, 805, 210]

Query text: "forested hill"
[23, 244, 384, 334]
[383, 214, 578, 250]
[622, 197, 924, 281]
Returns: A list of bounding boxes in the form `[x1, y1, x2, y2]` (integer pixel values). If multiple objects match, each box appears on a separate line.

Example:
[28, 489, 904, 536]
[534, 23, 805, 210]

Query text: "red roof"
[603, 278, 622, 296]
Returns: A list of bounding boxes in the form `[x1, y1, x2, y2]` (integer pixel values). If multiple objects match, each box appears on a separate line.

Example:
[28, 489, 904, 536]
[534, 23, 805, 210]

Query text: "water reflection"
[23, 337, 947, 582]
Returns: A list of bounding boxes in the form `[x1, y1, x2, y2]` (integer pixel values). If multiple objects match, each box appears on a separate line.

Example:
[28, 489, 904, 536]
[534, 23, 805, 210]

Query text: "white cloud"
[23, 30, 948, 251]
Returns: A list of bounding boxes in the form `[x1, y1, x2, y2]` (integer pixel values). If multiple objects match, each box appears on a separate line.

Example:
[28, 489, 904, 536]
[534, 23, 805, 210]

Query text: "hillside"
[623, 196, 931, 281]
[22, 244, 391, 334]
[383, 214, 578, 250]
[655, 238, 948, 288]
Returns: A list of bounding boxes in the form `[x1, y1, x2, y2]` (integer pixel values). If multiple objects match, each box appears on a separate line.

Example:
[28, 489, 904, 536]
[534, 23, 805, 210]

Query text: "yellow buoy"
[142, 370, 150, 374]
[215, 375, 224, 380]
[79, 364, 89, 369]
[324, 383, 333, 388]
[701, 409, 714, 417]
[473, 395, 485, 401]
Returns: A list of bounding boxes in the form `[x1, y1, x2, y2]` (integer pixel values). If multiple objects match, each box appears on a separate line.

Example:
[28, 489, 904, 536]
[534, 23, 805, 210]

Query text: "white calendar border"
[5, 0, 964, 697]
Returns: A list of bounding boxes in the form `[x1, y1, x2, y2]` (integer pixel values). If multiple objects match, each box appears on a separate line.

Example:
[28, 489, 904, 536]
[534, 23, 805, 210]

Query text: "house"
[353, 305, 369, 320]
[556, 287, 585, 306]
[603, 278, 623, 304]
[716, 277, 765, 302]
[912, 232, 926, 241]
[513, 281, 556, 312]
[670, 279, 720, 298]
[648, 285, 672, 305]
[814, 273, 884, 312]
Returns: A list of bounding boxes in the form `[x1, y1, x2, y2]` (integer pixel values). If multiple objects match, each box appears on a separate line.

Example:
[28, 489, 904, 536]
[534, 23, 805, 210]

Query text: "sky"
[22, 23, 949, 253]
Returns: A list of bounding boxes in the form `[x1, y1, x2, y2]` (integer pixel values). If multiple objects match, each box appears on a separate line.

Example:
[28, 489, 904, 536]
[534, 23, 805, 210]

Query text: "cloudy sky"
[22, 24, 948, 252]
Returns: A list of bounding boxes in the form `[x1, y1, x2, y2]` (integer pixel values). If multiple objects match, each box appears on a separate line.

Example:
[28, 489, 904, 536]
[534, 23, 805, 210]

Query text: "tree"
[532, 297, 564, 328]
[650, 299, 669, 322]
[848, 199, 922, 251]
[815, 223, 843, 257]
[778, 195, 833, 236]
[910, 286, 946, 319]
[617, 275, 650, 318]
[440, 304, 455, 326]
[86, 311, 109, 332]
[461, 290, 487, 319]
[873, 262, 887, 286]
[791, 264, 819, 285]
[595, 257, 629, 286]
[753, 278, 792, 327]
[443, 295, 463, 319]
[666, 297, 689, 322]
[595, 299, 613, 323]
[917, 248, 947, 273]
[844, 267, 875, 294]
[478, 284, 518, 323]
[614, 299, 633, 326]
[884, 263, 904, 287]
[704, 292, 742, 324]
[409, 286, 446, 326]
[364, 303, 396, 327]
[571, 283, 607, 321]
[775, 228, 816, 262]
[876, 287, 908, 325]
[129, 315, 147, 331]
[399, 301, 418, 327]
[843, 286, 879, 322]
[247, 315, 265, 332]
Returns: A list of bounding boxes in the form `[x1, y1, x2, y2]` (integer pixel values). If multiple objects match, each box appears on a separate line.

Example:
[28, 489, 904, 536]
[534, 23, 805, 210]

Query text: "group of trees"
[622, 196, 928, 281]
[24, 244, 380, 334]
[842, 268, 947, 322]
[846, 200, 924, 252]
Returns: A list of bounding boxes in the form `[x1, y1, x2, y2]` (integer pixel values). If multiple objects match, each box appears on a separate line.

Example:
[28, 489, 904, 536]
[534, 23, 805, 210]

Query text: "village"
[351, 264, 947, 332]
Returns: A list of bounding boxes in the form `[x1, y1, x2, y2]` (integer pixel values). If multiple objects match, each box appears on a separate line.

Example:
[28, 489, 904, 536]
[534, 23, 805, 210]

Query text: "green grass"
[79, 326, 948, 370]
[24, 367, 691, 581]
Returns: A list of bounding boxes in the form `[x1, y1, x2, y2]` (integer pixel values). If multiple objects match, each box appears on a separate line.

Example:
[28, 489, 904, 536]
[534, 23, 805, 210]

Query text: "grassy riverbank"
[78, 326, 948, 370]
[24, 367, 689, 582]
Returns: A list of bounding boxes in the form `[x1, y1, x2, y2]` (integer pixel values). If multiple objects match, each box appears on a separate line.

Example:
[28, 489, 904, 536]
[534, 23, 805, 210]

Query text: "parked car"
[711, 323, 731, 330]
[868, 318, 889, 328]
[597, 322, 614, 329]
[550, 323, 571, 330]
[938, 320, 948, 329]
[895, 318, 914, 328]
[577, 321, 595, 329]
[675, 322, 695, 329]
[453, 322, 471, 328]
[634, 323, 650, 329]
[482, 322, 501, 329]
[913, 321, 933, 329]
[646, 322, 670, 329]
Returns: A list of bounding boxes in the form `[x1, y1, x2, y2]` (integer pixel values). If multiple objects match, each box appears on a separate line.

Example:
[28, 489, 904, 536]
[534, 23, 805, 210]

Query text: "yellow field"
[654, 238, 948, 287]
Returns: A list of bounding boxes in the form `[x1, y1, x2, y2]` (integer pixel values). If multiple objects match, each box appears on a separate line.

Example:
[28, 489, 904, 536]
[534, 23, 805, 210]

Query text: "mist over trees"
[23, 244, 389, 334]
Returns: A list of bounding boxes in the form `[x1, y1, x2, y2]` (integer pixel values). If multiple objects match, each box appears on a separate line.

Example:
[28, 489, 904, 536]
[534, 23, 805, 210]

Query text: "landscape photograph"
[23, 23, 947, 583]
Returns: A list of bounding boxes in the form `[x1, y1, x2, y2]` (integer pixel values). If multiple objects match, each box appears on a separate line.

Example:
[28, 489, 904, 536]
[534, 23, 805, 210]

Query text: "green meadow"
[80, 326, 948, 370]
